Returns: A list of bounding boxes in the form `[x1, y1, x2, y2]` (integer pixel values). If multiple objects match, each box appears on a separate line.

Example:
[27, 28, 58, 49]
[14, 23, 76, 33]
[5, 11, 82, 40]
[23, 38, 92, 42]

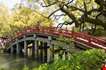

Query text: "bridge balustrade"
[3, 26, 106, 50]
[72, 32, 92, 47]
[73, 32, 106, 48]
[61, 29, 72, 38]
[90, 37, 106, 48]
[15, 26, 106, 48]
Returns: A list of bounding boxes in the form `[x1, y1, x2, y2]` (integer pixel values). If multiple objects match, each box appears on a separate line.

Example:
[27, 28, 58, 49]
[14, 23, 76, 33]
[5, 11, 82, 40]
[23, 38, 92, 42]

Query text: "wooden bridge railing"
[3, 26, 106, 49]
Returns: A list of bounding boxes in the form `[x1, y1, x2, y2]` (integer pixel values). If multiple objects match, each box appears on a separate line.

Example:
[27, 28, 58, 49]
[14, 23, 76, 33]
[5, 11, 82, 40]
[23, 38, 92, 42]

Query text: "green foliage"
[0, 5, 11, 37]
[55, 36, 72, 48]
[36, 64, 48, 70]
[35, 49, 106, 70]
[28, 0, 32, 2]
[93, 29, 106, 36]
[0, 6, 53, 37]
[23, 65, 29, 70]
[0, 49, 105, 70]
[51, 36, 73, 56]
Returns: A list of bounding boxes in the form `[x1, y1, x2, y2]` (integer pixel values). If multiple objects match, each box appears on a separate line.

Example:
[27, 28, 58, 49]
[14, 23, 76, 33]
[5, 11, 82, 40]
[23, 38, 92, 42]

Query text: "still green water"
[0, 54, 41, 70]
[0, 42, 82, 70]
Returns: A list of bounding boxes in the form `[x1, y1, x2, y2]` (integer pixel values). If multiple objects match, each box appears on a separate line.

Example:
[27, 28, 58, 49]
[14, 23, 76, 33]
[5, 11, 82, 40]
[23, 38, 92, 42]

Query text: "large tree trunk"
[59, 4, 80, 27]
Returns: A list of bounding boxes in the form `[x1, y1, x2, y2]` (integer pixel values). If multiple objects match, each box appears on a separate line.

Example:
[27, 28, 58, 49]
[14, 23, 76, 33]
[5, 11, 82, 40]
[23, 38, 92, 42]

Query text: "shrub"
[35, 49, 106, 70]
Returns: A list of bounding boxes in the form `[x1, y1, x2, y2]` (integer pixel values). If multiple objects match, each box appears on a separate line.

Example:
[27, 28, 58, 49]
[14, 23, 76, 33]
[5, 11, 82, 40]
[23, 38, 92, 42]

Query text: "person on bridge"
[101, 60, 106, 70]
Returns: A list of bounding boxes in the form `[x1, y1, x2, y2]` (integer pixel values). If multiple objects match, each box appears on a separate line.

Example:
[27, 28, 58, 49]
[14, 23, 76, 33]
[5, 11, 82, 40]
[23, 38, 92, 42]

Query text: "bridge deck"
[0, 26, 106, 50]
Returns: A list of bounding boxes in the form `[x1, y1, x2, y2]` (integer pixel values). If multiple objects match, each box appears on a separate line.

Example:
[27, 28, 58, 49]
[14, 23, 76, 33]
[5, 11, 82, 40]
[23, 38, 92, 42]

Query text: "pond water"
[0, 54, 41, 70]
[0, 42, 83, 70]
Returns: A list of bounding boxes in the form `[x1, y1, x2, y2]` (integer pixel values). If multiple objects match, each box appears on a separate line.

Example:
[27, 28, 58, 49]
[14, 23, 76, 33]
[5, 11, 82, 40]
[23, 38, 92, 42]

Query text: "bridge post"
[16, 39, 20, 54]
[40, 41, 43, 62]
[16, 43, 19, 54]
[49, 44, 54, 61]
[36, 40, 39, 61]
[10, 45, 14, 54]
[32, 34, 36, 58]
[47, 36, 53, 62]
[51, 44, 54, 61]
[24, 36, 27, 56]
[34, 39, 37, 58]
[42, 41, 45, 63]
[43, 42, 47, 62]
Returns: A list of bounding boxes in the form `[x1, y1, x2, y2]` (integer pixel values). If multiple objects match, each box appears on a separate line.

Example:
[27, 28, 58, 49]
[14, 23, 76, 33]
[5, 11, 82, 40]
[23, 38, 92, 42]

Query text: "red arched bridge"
[5, 26, 106, 48]
[0, 26, 106, 62]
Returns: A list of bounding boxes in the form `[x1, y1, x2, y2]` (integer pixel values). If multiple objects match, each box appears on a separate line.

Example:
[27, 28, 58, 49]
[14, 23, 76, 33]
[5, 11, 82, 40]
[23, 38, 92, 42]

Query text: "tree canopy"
[0, 0, 106, 37]
[37, 0, 106, 32]
[0, 5, 52, 37]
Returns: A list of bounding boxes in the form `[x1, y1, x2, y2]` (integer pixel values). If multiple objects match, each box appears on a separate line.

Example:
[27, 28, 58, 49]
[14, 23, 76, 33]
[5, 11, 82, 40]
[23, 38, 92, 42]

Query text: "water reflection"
[0, 54, 41, 70]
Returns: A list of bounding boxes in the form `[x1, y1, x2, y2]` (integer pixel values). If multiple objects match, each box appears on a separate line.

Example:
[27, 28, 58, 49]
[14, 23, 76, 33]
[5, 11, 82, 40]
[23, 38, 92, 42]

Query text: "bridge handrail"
[4, 26, 106, 49]
[73, 32, 106, 47]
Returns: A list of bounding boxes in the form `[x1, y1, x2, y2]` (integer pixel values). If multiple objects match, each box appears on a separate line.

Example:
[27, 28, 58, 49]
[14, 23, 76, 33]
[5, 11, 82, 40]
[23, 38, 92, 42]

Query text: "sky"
[0, 0, 44, 11]
[0, 0, 20, 9]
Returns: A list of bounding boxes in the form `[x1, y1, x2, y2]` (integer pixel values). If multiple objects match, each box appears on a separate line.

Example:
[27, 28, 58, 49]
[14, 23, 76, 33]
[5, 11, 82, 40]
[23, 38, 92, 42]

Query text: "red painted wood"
[4, 26, 106, 49]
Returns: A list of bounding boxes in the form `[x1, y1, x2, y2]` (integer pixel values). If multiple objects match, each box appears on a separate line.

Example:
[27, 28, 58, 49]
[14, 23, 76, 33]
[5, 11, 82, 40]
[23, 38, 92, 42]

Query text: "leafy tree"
[27, 0, 106, 34]
[0, 5, 53, 37]
[0, 4, 11, 37]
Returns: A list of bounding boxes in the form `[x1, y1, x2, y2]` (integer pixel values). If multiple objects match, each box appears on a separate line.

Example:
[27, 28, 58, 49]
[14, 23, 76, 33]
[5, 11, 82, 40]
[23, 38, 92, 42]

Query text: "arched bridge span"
[6, 26, 106, 50]
[1, 26, 106, 62]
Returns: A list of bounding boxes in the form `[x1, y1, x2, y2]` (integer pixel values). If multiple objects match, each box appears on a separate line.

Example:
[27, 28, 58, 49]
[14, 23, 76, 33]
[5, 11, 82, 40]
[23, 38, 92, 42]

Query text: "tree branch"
[84, 17, 105, 28]
[60, 7, 80, 27]
[48, 9, 60, 18]
[66, 0, 74, 5]
[54, 14, 66, 20]
[87, 9, 101, 15]
[83, 1, 87, 12]
[69, 6, 85, 12]
[41, 0, 57, 7]
[56, 21, 74, 28]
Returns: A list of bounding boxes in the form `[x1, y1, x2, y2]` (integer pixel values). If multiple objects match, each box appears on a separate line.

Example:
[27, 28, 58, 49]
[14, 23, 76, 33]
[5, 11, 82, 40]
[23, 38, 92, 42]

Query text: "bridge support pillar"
[44, 42, 47, 63]
[47, 36, 53, 62]
[32, 41, 35, 58]
[64, 51, 68, 60]
[36, 40, 39, 61]
[40, 41, 43, 62]
[16, 43, 20, 54]
[10, 46, 14, 54]
[51, 44, 54, 61]
[32, 34, 36, 58]
[24, 40, 27, 56]
[34, 40, 37, 59]
[36, 40, 42, 62]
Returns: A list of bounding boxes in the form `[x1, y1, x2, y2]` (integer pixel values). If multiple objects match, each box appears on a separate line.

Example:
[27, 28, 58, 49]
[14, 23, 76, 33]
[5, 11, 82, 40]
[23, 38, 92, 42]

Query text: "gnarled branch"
[66, 0, 74, 5]
[41, 0, 57, 7]
[60, 7, 80, 27]
[54, 14, 66, 20]
[48, 9, 60, 18]
[69, 6, 85, 12]
[56, 21, 74, 28]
